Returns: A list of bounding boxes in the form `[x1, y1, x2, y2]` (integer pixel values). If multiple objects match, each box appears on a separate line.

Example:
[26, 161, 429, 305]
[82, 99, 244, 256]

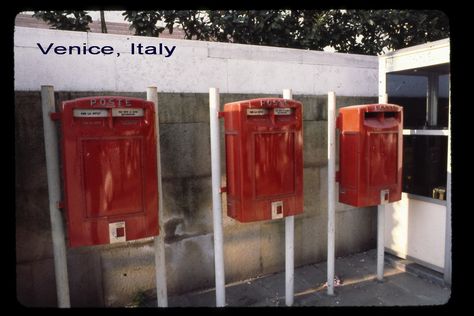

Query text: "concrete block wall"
[15, 27, 380, 306]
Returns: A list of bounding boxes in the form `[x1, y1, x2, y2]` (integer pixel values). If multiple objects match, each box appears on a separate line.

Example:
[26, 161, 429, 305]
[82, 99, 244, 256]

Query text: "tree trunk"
[100, 10, 107, 33]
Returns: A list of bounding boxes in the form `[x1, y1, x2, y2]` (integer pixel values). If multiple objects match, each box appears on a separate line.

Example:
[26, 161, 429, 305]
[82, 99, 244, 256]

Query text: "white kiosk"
[378, 38, 451, 284]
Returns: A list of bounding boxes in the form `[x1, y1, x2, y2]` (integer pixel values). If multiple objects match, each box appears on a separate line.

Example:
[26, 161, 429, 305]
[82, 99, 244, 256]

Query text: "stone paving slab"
[146, 249, 450, 307]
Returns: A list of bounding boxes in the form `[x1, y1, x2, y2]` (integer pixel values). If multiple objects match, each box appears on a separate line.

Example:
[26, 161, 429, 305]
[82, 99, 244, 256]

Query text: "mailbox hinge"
[49, 112, 61, 121]
[218, 111, 225, 119]
[220, 186, 227, 193]
[56, 201, 65, 210]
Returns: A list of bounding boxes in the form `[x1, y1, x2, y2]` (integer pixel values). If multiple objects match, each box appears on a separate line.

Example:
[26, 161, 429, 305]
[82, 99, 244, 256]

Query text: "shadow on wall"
[15, 91, 378, 306]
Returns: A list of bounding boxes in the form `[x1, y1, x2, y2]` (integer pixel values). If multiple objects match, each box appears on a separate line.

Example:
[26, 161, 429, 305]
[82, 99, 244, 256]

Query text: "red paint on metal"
[223, 98, 303, 222]
[337, 104, 403, 207]
[60, 96, 159, 247]
[50, 112, 61, 121]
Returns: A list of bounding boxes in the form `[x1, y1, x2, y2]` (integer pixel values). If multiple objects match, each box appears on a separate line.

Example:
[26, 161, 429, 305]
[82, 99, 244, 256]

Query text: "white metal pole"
[444, 75, 452, 284]
[327, 91, 336, 296]
[427, 74, 439, 126]
[40, 85, 71, 307]
[209, 87, 226, 307]
[283, 89, 294, 306]
[377, 93, 388, 281]
[377, 205, 385, 281]
[147, 87, 168, 307]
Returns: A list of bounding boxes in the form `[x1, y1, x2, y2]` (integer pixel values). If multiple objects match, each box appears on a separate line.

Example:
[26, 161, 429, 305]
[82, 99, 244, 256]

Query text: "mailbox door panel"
[368, 132, 398, 188]
[254, 132, 295, 198]
[81, 137, 145, 218]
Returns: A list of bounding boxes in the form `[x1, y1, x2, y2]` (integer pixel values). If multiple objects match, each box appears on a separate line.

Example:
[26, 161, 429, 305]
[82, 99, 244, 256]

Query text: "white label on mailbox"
[247, 108, 268, 116]
[73, 109, 108, 117]
[109, 221, 126, 244]
[380, 189, 389, 205]
[112, 108, 144, 117]
[271, 201, 284, 220]
[274, 108, 292, 115]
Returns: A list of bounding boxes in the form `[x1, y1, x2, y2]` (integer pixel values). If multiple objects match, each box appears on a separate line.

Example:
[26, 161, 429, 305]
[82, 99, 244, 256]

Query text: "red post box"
[222, 98, 303, 222]
[337, 103, 403, 207]
[60, 96, 159, 247]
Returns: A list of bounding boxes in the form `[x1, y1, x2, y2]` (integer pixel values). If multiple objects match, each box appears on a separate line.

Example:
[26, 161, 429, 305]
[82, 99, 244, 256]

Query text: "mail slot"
[222, 98, 303, 222]
[337, 103, 403, 207]
[60, 96, 159, 247]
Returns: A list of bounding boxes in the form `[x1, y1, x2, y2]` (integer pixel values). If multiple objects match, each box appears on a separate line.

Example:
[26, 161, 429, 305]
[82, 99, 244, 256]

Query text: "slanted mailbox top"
[340, 103, 402, 113]
[62, 96, 152, 109]
[224, 98, 302, 109]
[338, 103, 403, 132]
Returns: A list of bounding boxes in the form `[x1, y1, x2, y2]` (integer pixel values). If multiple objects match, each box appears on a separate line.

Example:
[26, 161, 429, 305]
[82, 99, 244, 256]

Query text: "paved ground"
[143, 249, 451, 307]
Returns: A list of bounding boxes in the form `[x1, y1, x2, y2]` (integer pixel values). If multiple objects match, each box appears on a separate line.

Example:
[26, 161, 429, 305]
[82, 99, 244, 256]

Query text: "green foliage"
[204, 10, 331, 49]
[122, 11, 165, 37]
[33, 10, 449, 55]
[123, 10, 449, 55]
[32, 11, 92, 32]
[325, 10, 450, 55]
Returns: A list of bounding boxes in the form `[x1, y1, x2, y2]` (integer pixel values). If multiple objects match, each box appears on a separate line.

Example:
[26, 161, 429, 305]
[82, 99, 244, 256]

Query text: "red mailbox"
[337, 103, 403, 207]
[60, 96, 159, 247]
[222, 98, 303, 222]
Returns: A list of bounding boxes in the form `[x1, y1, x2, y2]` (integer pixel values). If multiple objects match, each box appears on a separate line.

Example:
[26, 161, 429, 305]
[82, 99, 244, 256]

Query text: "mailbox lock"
[109, 221, 126, 244]
[271, 201, 284, 219]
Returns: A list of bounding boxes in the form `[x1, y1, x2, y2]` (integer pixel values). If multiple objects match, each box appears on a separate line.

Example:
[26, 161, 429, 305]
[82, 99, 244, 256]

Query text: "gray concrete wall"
[15, 91, 378, 307]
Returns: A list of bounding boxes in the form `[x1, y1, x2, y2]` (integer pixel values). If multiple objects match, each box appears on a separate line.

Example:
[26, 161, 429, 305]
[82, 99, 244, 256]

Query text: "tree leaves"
[33, 11, 92, 32]
[32, 10, 449, 55]
[122, 11, 164, 37]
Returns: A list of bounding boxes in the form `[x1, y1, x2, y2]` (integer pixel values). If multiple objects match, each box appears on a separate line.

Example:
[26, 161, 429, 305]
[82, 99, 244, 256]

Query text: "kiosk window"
[386, 68, 449, 201]
[402, 135, 447, 200]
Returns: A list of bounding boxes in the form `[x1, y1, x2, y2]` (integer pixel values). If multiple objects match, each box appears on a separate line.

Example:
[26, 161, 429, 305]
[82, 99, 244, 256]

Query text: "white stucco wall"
[14, 26, 378, 95]
[385, 193, 446, 271]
